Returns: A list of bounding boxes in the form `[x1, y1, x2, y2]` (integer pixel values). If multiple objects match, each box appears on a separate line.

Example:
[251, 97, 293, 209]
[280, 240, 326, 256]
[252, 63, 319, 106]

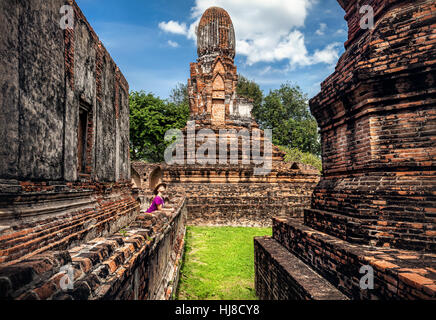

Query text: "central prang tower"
[161, 6, 320, 227]
[188, 7, 252, 126]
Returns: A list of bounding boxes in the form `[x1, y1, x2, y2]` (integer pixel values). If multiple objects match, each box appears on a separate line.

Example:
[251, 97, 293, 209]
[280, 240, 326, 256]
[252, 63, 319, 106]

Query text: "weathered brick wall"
[0, 0, 136, 262]
[255, 0, 436, 301]
[0, 0, 187, 301]
[0, 197, 187, 300]
[126, 202, 186, 300]
[254, 236, 348, 300]
[307, 0, 436, 250]
[161, 121, 320, 226]
[254, 238, 312, 300]
[0, 0, 130, 183]
[271, 218, 435, 300]
[164, 164, 319, 227]
[0, 182, 140, 265]
[255, 217, 436, 300]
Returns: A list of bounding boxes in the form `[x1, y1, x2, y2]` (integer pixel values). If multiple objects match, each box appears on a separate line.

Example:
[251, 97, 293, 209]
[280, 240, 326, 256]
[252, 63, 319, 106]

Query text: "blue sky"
[76, 0, 348, 99]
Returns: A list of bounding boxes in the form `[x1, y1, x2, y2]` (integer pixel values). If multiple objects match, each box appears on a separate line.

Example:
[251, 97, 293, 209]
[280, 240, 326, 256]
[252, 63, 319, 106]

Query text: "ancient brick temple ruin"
[0, 0, 185, 300]
[255, 0, 436, 300]
[1, 0, 434, 302]
[158, 7, 320, 226]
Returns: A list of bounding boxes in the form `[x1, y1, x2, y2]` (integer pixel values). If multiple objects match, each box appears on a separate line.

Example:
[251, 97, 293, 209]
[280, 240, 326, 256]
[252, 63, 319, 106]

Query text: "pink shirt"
[146, 195, 164, 213]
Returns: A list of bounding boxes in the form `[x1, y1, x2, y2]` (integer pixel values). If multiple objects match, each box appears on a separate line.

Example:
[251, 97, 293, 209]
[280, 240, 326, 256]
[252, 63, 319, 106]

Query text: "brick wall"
[271, 218, 435, 300]
[0, 181, 140, 265]
[0, 197, 187, 300]
[160, 120, 320, 226]
[254, 217, 435, 300]
[164, 164, 319, 226]
[0, 0, 130, 183]
[254, 0, 436, 301]
[0, 0, 187, 301]
[254, 236, 348, 300]
[308, 0, 436, 250]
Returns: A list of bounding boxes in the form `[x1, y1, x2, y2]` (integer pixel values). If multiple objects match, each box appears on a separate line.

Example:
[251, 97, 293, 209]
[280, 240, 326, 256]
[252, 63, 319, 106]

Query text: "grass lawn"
[176, 226, 272, 300]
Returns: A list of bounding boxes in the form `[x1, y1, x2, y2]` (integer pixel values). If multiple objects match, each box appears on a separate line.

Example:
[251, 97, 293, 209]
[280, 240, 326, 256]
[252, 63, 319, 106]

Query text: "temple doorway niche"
[131, 169, 142, 188]
[149, 167, 163, 191]
[212, 74, 225, 125]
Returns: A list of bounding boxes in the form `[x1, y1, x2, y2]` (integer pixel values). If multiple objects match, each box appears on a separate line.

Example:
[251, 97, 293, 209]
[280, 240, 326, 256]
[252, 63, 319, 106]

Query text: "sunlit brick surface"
[255, 0, 436, 300]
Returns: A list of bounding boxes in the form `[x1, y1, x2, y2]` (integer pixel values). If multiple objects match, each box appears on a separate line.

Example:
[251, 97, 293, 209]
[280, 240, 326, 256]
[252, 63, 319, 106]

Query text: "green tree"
[236, 75, 263, 113]
[130, 90, 189, 162]
[169, 82, 189, 106]
[255, 83, 321, 156]
[279, 146, 323, 172]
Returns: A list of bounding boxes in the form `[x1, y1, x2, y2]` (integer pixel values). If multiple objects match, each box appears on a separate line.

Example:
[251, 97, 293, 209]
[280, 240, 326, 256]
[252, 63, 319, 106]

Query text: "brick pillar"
[306, 0, 436, 251]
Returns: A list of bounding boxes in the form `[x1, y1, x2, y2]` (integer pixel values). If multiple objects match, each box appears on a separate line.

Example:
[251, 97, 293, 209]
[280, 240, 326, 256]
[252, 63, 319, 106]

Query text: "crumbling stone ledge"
[0, 181, 139, 265]
[0, 197, 187, 300]
[272, 217, 436, 300]
[255, 236, 349, 300]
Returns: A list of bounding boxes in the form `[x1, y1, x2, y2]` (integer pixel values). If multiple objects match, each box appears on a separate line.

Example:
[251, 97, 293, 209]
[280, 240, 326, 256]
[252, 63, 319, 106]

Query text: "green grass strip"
[176, 226, 272, 300]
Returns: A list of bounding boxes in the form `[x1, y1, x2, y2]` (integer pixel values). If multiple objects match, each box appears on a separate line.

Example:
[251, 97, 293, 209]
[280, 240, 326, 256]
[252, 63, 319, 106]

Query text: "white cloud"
[189, 0, 314, 37]
[167, 40, 179, 48]
[311, 42, 341, 65]
[158, 0, 341, 69]
[237, 30, 311, 67]
[158, 20, 188, 35]
[315, 23, 327, 36]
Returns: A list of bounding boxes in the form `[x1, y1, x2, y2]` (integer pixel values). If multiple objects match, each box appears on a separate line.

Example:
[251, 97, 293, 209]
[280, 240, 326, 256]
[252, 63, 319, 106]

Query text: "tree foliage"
[129, 79, 321, 166]
[236, 74, 263, 112]
[169, 82, 189, 106]
[129, 89, 189, 162]
[254, 83, 321, 156]
[279, 146, 323, 172]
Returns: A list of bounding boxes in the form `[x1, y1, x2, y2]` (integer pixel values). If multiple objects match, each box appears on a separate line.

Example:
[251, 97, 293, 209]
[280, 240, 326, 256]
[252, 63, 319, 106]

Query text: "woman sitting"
[146, 183, 167, 213]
